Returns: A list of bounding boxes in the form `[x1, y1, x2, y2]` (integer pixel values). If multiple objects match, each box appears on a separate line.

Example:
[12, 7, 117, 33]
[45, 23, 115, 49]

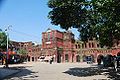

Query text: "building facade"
[42, 28, 63, 63]
[62, 31, 75, 62]
[74, 39, 112, 62]
[42, 28, 75, 63]
[11, 41, 42, 62]
[42, 28, 120, 63]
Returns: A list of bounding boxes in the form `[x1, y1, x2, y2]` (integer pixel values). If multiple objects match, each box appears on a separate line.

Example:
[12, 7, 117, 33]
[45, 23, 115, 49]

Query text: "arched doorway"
[97, 54, 104, 65]
[82, 55, 86, 62]
[28, 56, 30, 62]
[32, 57, 34, 61]
[117, 51, 120, 56]
[90, 54, 95, 62]
[65, 54, 69, 62]
[57, 52, 61, 63]
[97, 54, 104, 60]
[76, 55, 80, 62]
[72, 54, 74, 62]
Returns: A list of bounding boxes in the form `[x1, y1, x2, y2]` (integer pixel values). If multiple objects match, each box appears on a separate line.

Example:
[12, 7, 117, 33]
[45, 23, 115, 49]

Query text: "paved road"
[5, 62, 117, 80]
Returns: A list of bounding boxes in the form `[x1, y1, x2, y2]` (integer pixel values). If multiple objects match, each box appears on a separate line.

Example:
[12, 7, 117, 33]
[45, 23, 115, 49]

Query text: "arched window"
[92, 43, 94, 48]
[48, 33, 50, 41]
[75, 45, 77, 49]
[97, 44, 99, 47]
[89, 43, 91, 48]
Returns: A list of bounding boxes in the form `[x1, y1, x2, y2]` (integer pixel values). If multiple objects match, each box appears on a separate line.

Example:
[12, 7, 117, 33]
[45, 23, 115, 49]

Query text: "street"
[4, 62, 119, 80]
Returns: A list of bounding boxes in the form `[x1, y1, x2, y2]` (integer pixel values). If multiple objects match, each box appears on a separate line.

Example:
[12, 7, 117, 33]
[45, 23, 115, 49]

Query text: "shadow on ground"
[5, 66, 38, 79]
[63, 65, 120, 80]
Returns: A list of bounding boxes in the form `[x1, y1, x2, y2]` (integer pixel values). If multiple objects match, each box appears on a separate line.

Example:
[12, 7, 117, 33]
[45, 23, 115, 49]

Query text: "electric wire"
[9, 29, 41, 43]
[10, 29, 40, 39]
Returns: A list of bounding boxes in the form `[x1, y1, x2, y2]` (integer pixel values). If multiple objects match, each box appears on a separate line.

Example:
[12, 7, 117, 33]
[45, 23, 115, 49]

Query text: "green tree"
[0, 29, 12, 51]
[48, 0, 99, 44]
[48, 0, 120, 48]
[0, 30, 7, 51]
[18, 49, 27, 56]
[89, 0, 120, 47]
[18, 49, 28, 62]
[48, 0, 89, 30]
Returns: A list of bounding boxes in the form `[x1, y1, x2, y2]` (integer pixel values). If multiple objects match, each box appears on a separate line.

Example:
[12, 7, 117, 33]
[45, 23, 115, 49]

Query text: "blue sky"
[0, 0, 79, 44]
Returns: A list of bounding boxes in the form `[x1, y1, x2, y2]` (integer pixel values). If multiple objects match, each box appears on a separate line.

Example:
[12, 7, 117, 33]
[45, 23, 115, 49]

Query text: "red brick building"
[42, 28, 75, 63]
[63, 31, 75, 62]
[75, 39, 112, 62]
[11, 41, 42, 62]
[42, 28, 120, 63]
[74, 38, 120, 62]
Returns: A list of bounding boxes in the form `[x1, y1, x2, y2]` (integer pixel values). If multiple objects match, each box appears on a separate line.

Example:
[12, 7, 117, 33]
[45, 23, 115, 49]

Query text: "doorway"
[65, 54, 69, 62]
[57, 52, 61, 63]
[76, 55, 80, 62]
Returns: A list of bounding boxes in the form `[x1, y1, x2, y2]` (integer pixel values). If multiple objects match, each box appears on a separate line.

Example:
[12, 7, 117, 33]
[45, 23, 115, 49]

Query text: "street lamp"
[5, 25, 12, 68]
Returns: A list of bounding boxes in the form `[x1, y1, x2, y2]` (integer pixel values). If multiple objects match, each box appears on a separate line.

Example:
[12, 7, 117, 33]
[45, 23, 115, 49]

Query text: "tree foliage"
[18, 49, 27, 56]
[0, 30, 7, 51]
[48, 0, 120, 48]
[48, 0, 89, 30]
[91, 0, 120, 47]
[0, 29, 12, 51]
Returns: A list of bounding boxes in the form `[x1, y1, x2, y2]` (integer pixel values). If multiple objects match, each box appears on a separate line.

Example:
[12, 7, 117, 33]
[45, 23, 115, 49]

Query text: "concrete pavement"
[0, 68, 19, 79]
[0, 62, 31, 80]
[3, 62, 115, 80]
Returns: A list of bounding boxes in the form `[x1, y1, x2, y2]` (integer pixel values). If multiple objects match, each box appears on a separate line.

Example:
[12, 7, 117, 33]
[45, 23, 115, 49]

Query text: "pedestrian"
[50, 56, 54, 64]
[112, 55, 117, 69]
[2, 56, 3, 65]
[116, 52, 120, 68]
[3, 57, 6, 65]
[0, 52, 3, 65]
[97, 56, 101, 65]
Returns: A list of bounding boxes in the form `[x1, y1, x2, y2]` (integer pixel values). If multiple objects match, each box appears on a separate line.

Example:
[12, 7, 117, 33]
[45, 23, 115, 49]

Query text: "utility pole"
[80, 41, 83, 62]
[5, 25, 12, 68]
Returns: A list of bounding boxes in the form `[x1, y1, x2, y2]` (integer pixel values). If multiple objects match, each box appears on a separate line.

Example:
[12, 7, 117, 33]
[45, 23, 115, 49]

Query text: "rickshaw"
[115, 52, 120, 71]
[103, 54, 115, 67]
[102, 53, 120, 71]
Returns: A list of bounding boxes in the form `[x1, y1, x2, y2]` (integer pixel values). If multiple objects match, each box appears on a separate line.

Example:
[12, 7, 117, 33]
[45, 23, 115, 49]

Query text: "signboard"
[46, 42, 51, 44]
